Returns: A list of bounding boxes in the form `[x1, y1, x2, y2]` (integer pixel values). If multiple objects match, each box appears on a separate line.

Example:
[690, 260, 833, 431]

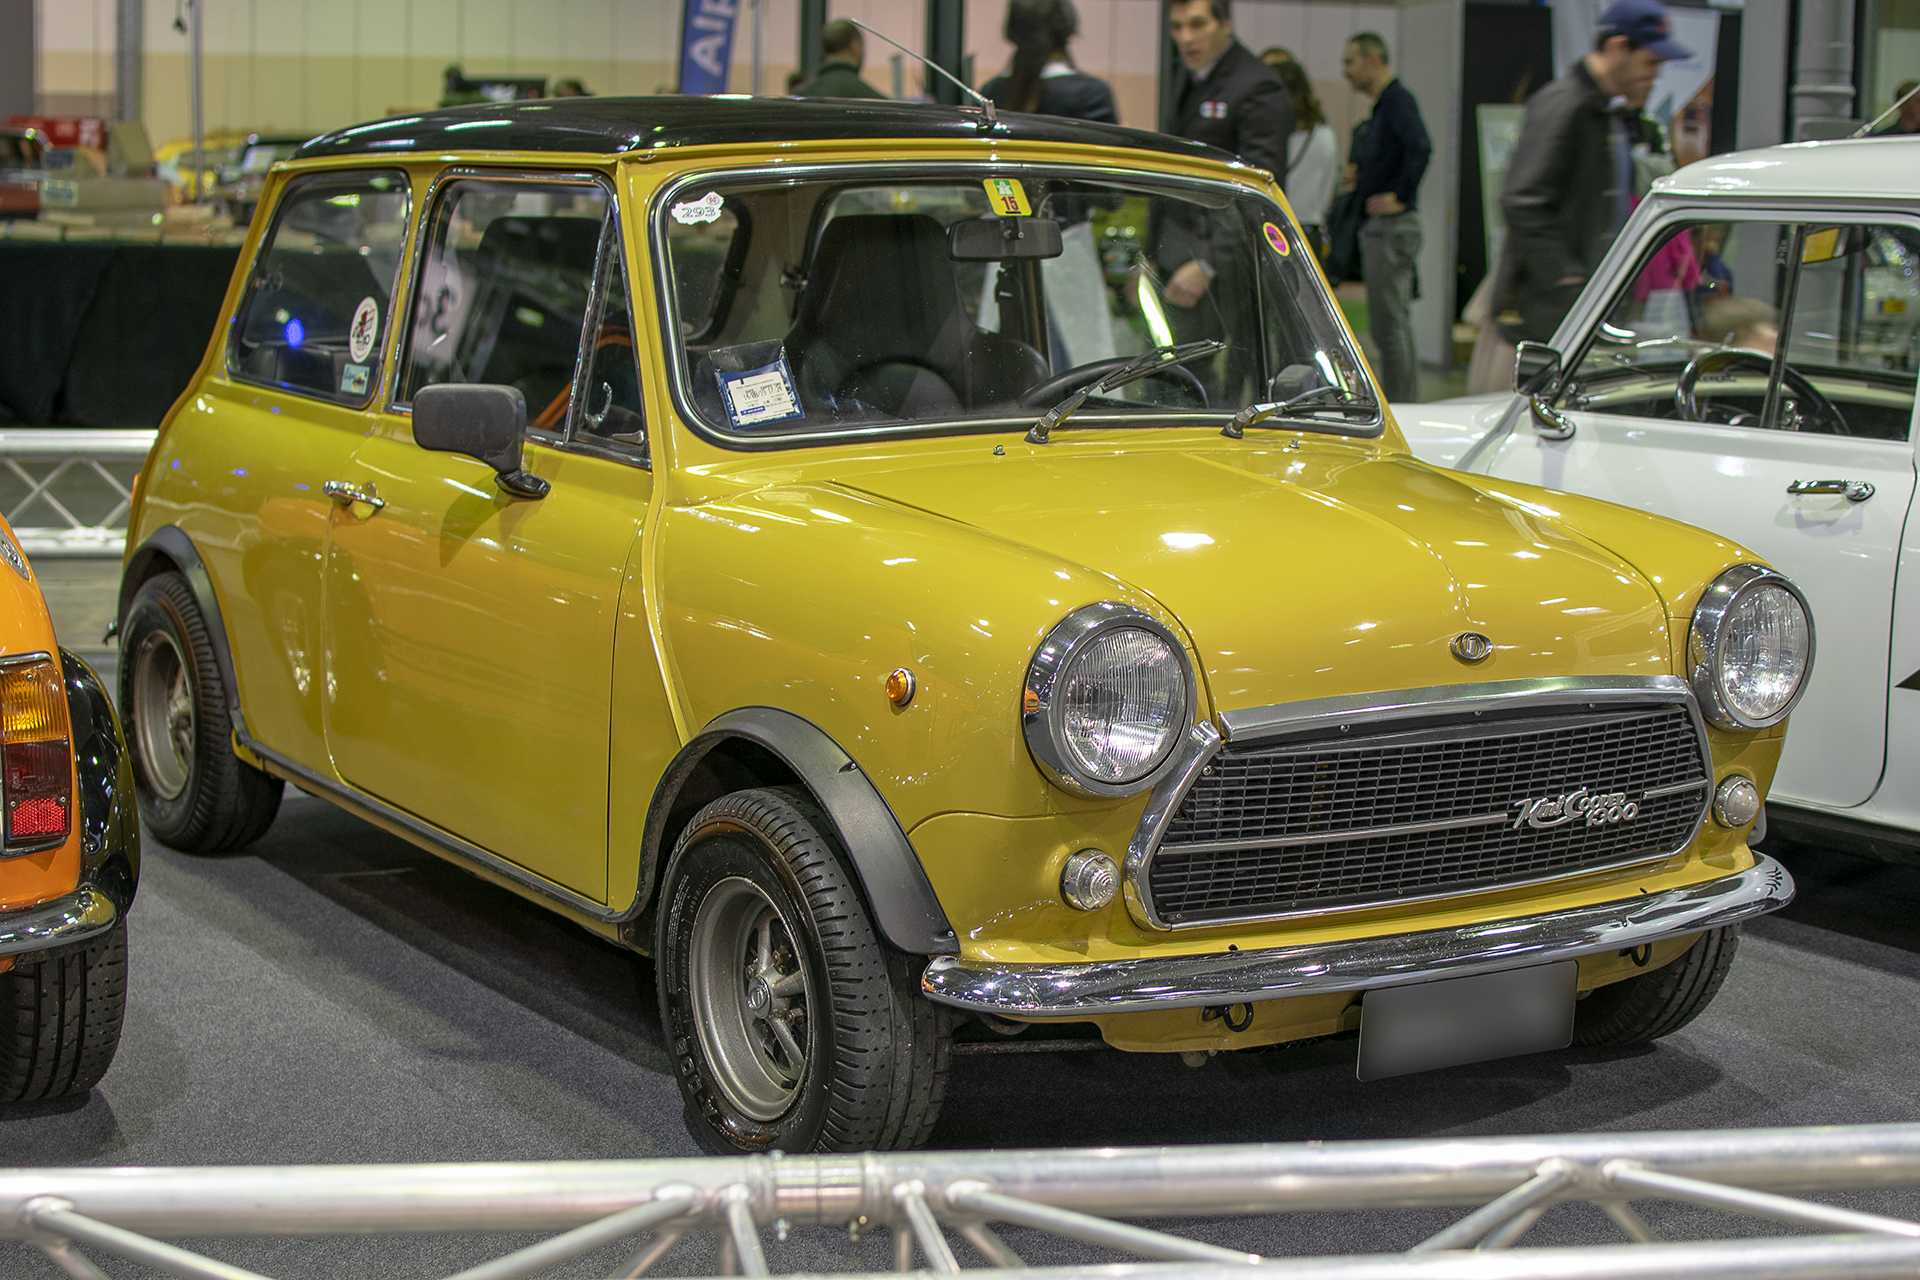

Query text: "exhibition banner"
[678, 0, 739, 96]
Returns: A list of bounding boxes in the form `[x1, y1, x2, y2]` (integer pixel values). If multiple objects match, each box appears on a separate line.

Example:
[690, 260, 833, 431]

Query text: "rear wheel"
[1573, 927, 1739, 1047]
[120, 572, 281, 851]
[0, 921, 128, 1102]
[656, 787, 949, 1153]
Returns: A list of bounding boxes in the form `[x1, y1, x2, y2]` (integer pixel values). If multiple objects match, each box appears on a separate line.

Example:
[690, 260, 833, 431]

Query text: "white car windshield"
[658, 168, 1374, 443]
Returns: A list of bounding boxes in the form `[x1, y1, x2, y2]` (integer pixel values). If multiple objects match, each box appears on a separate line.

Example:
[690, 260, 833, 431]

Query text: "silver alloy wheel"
[131, 630, 194, 801]
[687, 875, 812, 1122]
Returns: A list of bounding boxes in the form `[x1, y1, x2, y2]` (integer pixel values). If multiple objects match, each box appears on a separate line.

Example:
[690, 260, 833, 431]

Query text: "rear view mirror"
[949, 216, 1064, 261]
[1513, 342, 1562, 397]
[412, 384, 549, 499]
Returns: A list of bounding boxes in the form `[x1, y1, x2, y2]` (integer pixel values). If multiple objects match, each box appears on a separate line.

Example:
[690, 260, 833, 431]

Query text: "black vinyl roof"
[295, 96, 1233, 166]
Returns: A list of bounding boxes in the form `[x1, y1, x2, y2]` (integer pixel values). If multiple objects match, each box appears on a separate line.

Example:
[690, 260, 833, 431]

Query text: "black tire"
[0, 921, 128, 1102]
[656, 787, 949, 1153]
[119, 571, 281, 851]
[1573, 926, 1739, 1047]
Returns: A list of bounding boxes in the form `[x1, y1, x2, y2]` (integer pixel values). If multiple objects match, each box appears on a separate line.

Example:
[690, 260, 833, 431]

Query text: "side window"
[665, 195, 743, 343]
[398, 177, 611, 437]
[227, 170, 410, 404]
[571, 227, 648, 462]
[1565, 219, 1918, 440]
[1779, 225, 1919, 440]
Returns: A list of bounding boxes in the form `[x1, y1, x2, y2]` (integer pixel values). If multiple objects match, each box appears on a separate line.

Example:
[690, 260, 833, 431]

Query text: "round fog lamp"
[1061, 850, 1119, 911]
[1713, 776, 1761, 829]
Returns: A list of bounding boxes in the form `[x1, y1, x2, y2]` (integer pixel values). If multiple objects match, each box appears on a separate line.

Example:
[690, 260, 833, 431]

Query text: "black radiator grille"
[1147, 703, 1708, 925]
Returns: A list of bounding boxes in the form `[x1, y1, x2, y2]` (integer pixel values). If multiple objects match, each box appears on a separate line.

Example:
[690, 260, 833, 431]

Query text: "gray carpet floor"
[5, 766, 1920, 1275]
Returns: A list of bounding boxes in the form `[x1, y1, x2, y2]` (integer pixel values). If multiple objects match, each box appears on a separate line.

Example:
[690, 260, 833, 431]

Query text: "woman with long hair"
[981, 0, 1116, 123]
[1274, 60, 1338, 255]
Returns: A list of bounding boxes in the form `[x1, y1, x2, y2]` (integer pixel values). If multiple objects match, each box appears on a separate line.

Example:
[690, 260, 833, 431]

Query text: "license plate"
[1356, 961, 1577, 1082]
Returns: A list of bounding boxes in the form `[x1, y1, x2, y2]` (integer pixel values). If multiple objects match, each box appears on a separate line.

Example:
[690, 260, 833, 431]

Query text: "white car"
[1401, 136, 1920, 859]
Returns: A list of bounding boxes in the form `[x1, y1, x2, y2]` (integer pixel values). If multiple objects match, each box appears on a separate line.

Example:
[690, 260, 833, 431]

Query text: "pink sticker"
[1263, 222, 1290, 257]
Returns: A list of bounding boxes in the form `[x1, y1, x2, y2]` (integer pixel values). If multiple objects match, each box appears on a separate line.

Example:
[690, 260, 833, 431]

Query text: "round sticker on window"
[1262, 222, 1290, 257]
[348, 296, 379, 363]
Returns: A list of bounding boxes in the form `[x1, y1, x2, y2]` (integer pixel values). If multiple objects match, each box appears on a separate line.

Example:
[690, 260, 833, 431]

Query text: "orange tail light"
[1, 657, 72, 852]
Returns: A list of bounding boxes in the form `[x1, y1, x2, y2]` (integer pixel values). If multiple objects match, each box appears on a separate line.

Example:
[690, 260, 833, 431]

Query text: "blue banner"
[678, 0, 739, 96]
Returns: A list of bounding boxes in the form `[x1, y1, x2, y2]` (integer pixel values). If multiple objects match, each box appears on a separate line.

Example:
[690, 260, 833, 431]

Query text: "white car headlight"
[1688, 564, 1814, 731]
[1024, 603, 1195, 797]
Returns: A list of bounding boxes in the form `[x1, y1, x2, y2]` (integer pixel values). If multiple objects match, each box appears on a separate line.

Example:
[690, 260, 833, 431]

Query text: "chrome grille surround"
[1122, 676, 1714, 932]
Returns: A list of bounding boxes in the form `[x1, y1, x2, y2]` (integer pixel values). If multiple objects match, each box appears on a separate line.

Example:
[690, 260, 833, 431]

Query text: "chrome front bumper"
[921, 854, 1793, 1018]
[0, 884, 120, 959]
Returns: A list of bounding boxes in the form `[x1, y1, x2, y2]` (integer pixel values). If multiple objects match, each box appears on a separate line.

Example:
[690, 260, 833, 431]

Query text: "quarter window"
[227, 170, 410, 404]
[397, 177, 613, 437]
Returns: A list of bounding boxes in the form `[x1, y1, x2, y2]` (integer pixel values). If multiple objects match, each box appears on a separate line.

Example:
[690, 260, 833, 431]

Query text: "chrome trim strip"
[1125, 676, 1715, 932]
[238, 730, 636, 926]
[1645, 778, 1712, 799]
[922, 853, 1793, 1017]
[0, 886, 118, 958]
[1218, 674, 1694, 743]
[1160, 810, 1511, 856]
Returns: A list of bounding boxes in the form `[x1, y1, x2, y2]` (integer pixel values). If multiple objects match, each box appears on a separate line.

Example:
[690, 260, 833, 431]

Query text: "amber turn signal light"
[885, 667, 916, 707]
[1, 657, 73, 851]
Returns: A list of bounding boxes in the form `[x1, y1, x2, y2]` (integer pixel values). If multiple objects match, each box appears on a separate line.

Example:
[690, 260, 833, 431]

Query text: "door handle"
[323, 480, 386, 511]
[1787, 479, 1875, 503]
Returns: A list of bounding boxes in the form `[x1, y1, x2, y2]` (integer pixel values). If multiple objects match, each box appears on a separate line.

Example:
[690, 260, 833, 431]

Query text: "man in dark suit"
[1158, 0, 1293, 311]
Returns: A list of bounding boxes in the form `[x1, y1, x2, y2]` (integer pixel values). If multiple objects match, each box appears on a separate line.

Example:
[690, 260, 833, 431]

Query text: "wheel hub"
[687, 876, 813, 1123]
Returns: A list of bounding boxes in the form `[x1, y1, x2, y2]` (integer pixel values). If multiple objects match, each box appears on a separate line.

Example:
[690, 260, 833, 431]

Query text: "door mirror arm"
[1513, 341, 1575, 440]
[412, 384, 551, 500]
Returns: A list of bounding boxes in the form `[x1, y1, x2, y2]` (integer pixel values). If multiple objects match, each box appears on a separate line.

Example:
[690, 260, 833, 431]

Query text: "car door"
[320, 173, 654, 900]
[173, 168, 411, 775]
[1474, 216, 1920, 811]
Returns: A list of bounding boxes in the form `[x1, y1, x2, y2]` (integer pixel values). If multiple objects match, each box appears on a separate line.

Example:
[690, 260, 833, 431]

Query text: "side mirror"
[949, 216, 1064, 261]
[412, 384, 549, 499]
[1512, 342, 1562, 397]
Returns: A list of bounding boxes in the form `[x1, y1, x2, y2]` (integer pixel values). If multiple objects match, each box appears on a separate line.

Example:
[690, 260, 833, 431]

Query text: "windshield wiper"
[1025, 340, 1225, 444]
[1219, 385, 1379, 438]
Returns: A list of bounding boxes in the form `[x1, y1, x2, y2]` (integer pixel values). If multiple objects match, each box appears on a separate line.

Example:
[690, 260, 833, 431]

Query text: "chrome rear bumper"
[921, 854, 1793, 1017]
[0, 885, 119, 958]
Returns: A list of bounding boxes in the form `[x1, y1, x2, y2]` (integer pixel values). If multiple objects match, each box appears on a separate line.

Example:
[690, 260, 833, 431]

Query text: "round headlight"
[1688, 564, 1814, 731]
[1024, 603, 1196, 797]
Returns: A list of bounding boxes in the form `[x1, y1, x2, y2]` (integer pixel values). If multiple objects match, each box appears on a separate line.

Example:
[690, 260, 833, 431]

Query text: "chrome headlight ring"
[1022, 602, 1198, 799]
[1687, 563, 1815, 731]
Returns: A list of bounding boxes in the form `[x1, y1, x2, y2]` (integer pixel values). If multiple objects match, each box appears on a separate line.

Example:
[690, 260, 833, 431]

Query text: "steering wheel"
[1674, 349, 1848, 434]
[1018, 356, 1208, 411]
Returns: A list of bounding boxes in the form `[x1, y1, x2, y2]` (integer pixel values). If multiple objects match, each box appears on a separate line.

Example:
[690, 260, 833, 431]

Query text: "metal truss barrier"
[7, 1125, 1920, 1279]
[0, 430, 158, 558]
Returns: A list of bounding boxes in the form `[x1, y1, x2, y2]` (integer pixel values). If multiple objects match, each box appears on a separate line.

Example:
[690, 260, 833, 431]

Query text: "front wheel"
[1573, 926, 1739, 1047]
[656, 787, 949, 1153]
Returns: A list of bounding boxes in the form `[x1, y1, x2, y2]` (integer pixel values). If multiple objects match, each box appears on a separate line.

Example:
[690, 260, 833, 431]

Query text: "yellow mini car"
[0, 516, 140, 1102]
[118, 98, 1806, 1152]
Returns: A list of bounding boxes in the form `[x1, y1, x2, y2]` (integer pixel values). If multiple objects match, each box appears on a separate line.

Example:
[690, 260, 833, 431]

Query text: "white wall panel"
[1396, 0, 1461, 368]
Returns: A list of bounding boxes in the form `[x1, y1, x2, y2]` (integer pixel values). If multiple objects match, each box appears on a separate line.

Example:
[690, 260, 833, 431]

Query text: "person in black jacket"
[795, 20, 886, 100]
[1341, 31, 1430, 402]
[982, 0, 1117, 123]
[1158, 0, 1293, 311]
[1496, 0, 1690, 344]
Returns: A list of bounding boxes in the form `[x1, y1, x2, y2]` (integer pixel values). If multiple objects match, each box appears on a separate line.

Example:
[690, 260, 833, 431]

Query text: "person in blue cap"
[1493, 0, 1692, 344]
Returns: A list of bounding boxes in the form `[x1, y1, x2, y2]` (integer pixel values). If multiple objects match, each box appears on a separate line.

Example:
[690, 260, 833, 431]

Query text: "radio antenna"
[847, 19, 997, 126]
[1851, 82, 1919, 138]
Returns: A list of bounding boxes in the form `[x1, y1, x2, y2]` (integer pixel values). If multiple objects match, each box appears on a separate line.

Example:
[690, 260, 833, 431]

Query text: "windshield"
[657, 168, 1373, 443]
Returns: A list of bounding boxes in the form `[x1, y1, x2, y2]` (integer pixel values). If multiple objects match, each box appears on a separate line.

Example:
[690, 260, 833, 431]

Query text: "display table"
[0, 241, 242, 428]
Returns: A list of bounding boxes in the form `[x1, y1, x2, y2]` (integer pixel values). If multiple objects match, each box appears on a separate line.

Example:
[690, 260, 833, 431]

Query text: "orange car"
[0, 514, 139, 1102]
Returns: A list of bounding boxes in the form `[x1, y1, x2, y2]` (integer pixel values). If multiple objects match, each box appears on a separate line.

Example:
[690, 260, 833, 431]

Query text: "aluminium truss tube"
[10, 1126, 1920, 1238]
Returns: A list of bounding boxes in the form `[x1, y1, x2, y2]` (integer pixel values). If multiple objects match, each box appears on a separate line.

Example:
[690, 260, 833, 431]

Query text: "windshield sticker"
[0, 528, 28, 581]
[716, 354, 804, 429]
[672, 192, 726, 225]
[348, 296, 379, 362]
[984, 178, 1032, 217]
[340, 363, 370, 396]
[1262, 222, 1290, 257]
